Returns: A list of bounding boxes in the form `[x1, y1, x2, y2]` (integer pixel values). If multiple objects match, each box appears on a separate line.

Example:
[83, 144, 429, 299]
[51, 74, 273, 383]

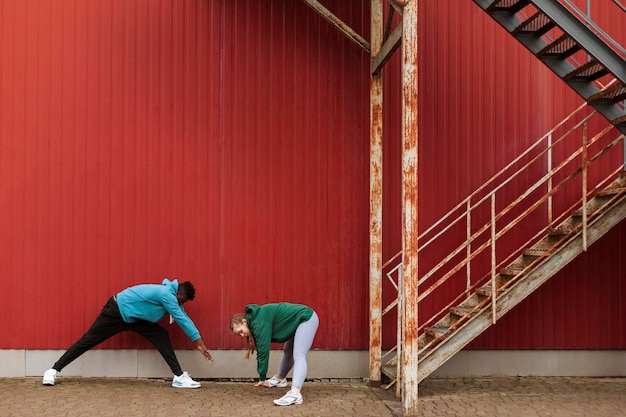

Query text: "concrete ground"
[2, 376, 626, 416]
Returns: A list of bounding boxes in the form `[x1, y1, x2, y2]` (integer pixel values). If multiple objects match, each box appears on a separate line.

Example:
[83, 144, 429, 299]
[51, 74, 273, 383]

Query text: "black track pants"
[52, 296, 182, 376]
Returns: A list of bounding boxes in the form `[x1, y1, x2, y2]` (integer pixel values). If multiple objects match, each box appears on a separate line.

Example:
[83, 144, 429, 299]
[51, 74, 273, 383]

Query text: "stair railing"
[382, 102, 625, 362]
[417, 117, 623, 350]
[558, 0, 626, 57]
[613, 0, 626, 13]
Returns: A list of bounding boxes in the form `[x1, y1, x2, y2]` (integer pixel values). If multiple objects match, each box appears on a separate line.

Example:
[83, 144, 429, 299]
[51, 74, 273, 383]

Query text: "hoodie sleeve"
[159, 283, 201, 342]
[252, 321, 272, 381]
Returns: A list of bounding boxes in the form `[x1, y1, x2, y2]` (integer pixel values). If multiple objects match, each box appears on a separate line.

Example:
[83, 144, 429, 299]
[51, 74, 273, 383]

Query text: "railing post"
[466, 199, 471, 298]
[548, 133, 553, 225]
[623, 135, 626, 171]
[397, 268, 403, 399]
[582, 122, 588, 251]
[491, 194, 496, 324]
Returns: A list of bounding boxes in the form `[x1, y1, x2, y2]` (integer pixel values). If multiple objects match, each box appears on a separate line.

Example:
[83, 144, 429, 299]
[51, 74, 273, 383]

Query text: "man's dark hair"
[179, 281, 196, 301]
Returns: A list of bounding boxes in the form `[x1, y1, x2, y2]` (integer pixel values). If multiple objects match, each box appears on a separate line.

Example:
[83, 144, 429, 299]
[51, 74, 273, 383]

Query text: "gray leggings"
[277, 311, 319, 389]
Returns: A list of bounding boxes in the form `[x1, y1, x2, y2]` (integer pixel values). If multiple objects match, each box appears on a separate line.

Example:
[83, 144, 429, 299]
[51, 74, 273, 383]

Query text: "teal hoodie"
[245, 302, 314, 380]
[116, 278, 201, 341]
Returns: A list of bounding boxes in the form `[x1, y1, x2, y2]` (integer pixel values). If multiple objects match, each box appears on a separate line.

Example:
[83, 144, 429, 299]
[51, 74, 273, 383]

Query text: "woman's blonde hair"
[230, 313, 256, 359]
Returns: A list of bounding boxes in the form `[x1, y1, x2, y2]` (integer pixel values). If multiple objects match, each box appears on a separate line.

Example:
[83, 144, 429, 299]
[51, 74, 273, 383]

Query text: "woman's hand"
[254, 380, 271, 388]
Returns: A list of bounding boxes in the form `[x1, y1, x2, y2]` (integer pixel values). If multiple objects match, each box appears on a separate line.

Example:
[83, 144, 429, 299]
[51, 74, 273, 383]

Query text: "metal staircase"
[381, 100, 626, 388]
[472, 0, 626, 135]
[379, 0, 626, 395]
[416, 171, 626, 383]
[382, 169, 626, 386]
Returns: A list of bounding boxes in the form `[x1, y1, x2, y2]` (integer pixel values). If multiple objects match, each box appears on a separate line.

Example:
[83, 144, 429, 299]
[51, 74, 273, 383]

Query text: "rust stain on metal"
[401, 1, 419, 415]
[369, 0, 384, 386]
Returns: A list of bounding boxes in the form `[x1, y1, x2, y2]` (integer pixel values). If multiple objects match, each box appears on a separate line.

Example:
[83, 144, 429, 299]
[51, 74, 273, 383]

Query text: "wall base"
[2, 349, 626, 379]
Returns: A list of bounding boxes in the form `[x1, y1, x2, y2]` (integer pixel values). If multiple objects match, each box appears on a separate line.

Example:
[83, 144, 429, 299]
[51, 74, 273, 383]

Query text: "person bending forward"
[230, 302, 319, 406]
[42, 278, 213, 388]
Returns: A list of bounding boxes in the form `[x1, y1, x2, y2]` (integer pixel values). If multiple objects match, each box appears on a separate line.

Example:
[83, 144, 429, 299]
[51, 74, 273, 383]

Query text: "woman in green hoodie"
[230, 302, 319, 406]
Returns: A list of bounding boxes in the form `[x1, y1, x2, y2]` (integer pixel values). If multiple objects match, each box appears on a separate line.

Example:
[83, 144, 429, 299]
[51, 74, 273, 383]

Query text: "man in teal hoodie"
[42, 278, 212, 388]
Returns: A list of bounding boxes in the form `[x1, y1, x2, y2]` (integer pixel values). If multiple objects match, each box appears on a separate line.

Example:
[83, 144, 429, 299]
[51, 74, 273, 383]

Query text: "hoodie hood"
[245, 304, 261, 321]
[161, 278, 179, 295]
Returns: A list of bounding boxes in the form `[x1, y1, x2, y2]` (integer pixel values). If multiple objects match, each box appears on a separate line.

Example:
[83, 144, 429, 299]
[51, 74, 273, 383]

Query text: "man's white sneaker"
[42, 369, 57, 386]
[273, 390, 303, 406]
[267, 375, 288, 388]
[172, 371, 201, 388]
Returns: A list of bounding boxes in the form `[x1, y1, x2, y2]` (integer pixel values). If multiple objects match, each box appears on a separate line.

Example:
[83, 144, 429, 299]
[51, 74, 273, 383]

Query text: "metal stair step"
[513, 11, 555, 37]
[587, 83, 626, 104]
[537, 34, 581, 59]
[523, 247, 550, 256]
[549, 226, 575, 236]
[476, 285, 498, 296]
[596, 186, 626, 197]
[613, 114, 626, 128]
[563, 59, 609, 82]
[382, 363, 397, 379]
[500, 266, 525, 276]
[450, 306, 475, 317]
[572, 206, 599, 216]
[486, 0, 529, 13]
[425, 326, 450, 338]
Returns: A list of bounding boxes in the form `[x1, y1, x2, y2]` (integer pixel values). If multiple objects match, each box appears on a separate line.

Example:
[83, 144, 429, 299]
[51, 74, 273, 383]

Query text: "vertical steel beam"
[369, 0, 384, 388]
[400, 0, 419, 415]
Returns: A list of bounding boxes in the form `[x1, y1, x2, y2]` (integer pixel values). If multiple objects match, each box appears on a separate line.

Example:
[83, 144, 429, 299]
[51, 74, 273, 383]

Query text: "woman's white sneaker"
[42, 369, 57, 386]
[273, 390, 303, 406]
[267, 375, 288, 388]
[172, 371, 201, 388]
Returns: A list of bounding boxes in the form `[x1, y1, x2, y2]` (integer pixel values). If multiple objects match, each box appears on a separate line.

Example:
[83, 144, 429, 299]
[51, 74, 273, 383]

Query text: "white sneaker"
[273, 390, 303, 406]
[42, 369, 57, 386]
[267, 375, 288, 388]
[172, 371, 201, 388]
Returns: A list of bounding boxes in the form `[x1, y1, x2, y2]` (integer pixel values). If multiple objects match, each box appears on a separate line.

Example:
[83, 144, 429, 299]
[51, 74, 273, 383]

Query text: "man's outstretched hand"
[195, 338, 213, 362]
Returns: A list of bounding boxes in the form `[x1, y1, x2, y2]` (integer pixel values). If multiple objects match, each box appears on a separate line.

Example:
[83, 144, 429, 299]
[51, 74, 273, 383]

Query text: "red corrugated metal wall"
[0, 0, 370, 350]
[1, 0, 624, 352]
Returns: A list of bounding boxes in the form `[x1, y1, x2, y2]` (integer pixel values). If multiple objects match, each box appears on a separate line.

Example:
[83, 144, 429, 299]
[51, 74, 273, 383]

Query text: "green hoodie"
[245, 302, 314, 381]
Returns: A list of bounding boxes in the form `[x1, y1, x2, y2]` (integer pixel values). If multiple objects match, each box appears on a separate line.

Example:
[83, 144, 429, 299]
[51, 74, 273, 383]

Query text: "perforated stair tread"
[537, 34, 581, 59]
[549, 226, 576, 235]
[564, 60, 609, 82]
[450, 306, 476, 316]
[513, 11, 554, 36]
[587, 84, 626, 104]
[425, 326, 450, 337]
[500, 266, 525, 276]
[523, 247, 551, 256]
[596, 186, 626, 197]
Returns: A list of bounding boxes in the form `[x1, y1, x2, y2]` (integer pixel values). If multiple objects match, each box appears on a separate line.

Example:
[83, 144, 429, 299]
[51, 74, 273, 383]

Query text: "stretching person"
[230, 302, 319, 406]
[42, 278, 213, 388]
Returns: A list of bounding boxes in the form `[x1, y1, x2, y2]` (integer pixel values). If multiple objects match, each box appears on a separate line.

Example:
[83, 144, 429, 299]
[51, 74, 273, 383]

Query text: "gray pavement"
[2, 376, 626, 416]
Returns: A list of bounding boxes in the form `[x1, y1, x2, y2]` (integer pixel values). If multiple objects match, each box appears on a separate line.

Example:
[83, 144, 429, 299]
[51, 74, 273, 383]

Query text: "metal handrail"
[614, 0, 626, 13]
[560, 0, 626, 57]
[383, 94, 611, 273]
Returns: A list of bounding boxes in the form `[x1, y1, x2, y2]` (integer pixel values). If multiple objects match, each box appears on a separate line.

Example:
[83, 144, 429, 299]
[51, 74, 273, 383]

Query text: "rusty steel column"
[369, 0, 384, 387]
[401, 0, 419, 416]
